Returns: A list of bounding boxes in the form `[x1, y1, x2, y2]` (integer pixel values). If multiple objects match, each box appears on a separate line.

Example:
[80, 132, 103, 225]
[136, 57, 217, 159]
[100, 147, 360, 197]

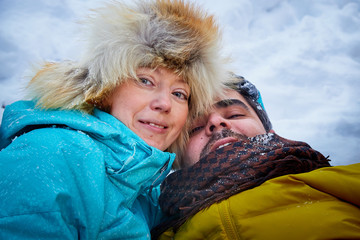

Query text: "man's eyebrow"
[215, 99, 250, 110]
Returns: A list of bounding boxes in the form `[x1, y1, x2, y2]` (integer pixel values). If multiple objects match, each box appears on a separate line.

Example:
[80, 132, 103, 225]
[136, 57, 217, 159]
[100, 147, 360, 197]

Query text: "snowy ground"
[1, 0, 359, 166]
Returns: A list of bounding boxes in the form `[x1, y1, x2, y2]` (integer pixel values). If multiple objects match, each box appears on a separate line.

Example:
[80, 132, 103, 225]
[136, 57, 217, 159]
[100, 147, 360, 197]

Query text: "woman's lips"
[139, 120, 168, 133]
[147, 122, 166, 129]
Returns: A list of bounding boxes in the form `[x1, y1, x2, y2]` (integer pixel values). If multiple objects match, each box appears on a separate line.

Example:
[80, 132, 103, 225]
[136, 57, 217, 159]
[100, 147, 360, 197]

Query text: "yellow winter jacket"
[159, 163, 360, 240]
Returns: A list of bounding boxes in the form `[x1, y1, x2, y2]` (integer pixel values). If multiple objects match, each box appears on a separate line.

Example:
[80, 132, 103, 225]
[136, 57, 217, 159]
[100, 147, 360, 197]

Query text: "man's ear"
[269, 129, 275, 133]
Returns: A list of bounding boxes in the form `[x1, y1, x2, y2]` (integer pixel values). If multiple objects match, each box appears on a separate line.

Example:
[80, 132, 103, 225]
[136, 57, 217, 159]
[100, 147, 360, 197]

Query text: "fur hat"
[27, 0, 228, 154]
[27, 0, 227, 117]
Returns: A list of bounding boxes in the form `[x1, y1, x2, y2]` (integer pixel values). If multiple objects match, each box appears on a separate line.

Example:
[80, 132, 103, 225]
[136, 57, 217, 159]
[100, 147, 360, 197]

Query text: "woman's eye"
[189, 126, 204, 136]
[139, 78, 153, 86]
[173, 91, 188, 101]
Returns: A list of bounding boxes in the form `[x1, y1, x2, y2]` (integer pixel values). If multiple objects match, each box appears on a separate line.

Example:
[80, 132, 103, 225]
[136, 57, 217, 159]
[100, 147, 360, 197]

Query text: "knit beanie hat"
[226, 74, 272, 132]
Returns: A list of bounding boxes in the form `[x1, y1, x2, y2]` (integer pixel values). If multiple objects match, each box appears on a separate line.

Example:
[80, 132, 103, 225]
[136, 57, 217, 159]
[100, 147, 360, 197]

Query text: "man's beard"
[199, 129, 249, 160]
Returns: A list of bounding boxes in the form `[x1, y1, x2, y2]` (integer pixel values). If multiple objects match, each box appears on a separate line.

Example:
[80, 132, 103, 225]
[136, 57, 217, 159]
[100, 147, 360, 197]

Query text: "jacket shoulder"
[163, 164, 360, 240]
[0, 127, 104, 212]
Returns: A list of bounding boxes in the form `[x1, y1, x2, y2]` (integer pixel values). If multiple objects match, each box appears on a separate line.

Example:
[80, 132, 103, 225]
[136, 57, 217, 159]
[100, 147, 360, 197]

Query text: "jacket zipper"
[218, 201, 242, 240]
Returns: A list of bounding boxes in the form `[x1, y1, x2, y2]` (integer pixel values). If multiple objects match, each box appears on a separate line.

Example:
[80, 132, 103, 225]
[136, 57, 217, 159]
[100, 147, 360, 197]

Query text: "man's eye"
[189, 126, 204, 136]
[228, 114, 244, 119]
[172, 91, 188, 101]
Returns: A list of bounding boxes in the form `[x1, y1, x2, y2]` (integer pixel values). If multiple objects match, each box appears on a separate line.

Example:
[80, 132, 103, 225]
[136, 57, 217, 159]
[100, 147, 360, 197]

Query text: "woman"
[0, 0, 227, 239]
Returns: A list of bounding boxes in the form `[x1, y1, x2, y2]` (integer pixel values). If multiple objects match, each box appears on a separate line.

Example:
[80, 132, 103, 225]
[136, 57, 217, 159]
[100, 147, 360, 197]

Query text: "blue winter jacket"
[0, 100, 175, 239]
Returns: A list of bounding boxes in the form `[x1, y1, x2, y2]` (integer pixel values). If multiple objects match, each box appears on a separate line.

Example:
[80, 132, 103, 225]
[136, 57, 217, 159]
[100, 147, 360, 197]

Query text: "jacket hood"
[0, 101, 116, 149]
[0, 100, 173, 166]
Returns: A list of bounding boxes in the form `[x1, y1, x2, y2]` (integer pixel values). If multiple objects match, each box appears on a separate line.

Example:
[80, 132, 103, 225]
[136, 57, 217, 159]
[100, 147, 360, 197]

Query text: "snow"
[250, 133, 275, 145]
[1, 0, 359, 166]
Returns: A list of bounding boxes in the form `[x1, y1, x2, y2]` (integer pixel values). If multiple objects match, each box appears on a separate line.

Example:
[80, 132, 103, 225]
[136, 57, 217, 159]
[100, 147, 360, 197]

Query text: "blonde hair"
[27, 0, 228, 156]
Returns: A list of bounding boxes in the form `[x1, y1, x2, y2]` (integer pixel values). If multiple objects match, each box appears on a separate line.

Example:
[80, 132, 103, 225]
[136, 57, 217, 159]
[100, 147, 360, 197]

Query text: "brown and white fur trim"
[27, 0, 229, 157]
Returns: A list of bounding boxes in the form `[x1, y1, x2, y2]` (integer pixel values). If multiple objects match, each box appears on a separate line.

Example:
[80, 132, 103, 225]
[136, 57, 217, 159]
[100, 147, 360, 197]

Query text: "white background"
[1, 0, 359, 166]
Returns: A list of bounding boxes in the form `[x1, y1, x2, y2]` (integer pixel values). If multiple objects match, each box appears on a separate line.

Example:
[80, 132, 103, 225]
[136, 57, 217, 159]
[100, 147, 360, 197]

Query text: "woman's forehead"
[137, 67, 187, 83]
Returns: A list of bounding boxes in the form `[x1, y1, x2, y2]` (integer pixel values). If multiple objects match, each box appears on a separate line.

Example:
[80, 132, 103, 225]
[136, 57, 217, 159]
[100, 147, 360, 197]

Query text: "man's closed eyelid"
[228, 114, 245, 119]
[189, 126, 204, 135]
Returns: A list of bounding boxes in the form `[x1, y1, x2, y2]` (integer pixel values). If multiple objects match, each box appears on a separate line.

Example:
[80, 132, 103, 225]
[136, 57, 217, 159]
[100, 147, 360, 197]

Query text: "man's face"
[183, 89, 267, 167]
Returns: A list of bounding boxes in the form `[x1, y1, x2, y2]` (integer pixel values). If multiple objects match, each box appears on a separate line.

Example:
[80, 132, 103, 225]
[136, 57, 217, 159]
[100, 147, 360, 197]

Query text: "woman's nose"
[205, 113, 230, 135]
[150, 91, 171, 113]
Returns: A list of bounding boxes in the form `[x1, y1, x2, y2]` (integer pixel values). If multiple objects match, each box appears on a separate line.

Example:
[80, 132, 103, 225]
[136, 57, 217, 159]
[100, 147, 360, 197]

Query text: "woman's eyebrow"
[215, 99, 250, 110]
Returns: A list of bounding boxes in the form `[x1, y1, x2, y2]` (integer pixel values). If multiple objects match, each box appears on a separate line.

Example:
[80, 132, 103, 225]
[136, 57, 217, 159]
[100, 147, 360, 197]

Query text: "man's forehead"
[214, 89, 249, 108]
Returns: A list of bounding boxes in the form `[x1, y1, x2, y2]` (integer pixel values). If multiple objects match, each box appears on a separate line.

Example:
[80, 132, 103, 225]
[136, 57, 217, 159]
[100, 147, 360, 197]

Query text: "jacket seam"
[240, 198, 337, 219]
[0, 209, 62, 220]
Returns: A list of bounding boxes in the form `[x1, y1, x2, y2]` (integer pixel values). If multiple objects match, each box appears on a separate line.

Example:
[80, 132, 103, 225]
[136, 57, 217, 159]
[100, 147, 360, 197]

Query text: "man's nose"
[150, 91, 171, 113]
[205, 113, 230, 135]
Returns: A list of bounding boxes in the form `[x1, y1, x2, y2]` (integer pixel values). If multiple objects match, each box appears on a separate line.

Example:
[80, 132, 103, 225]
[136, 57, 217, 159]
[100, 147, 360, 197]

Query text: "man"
[152, 75, 360, 240]
[181, 75, 273, 168]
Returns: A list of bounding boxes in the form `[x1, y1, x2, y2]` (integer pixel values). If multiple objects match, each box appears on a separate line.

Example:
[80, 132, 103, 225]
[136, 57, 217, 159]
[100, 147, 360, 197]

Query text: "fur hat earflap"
[28, 61, 95, 112]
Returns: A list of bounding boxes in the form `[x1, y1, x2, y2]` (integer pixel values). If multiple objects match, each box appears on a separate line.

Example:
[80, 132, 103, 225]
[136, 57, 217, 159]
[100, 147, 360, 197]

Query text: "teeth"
[217, 142, 231, 149]
[149, 122, 165, 129]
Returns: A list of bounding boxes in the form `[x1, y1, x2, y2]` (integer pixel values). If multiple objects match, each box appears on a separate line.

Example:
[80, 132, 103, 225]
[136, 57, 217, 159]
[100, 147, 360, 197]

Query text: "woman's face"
[109, 67, 190, 151]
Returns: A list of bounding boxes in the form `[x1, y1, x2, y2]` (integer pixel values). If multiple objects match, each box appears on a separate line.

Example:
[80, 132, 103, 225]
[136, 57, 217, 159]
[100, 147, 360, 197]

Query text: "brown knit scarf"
[151, 133, 330, 238]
